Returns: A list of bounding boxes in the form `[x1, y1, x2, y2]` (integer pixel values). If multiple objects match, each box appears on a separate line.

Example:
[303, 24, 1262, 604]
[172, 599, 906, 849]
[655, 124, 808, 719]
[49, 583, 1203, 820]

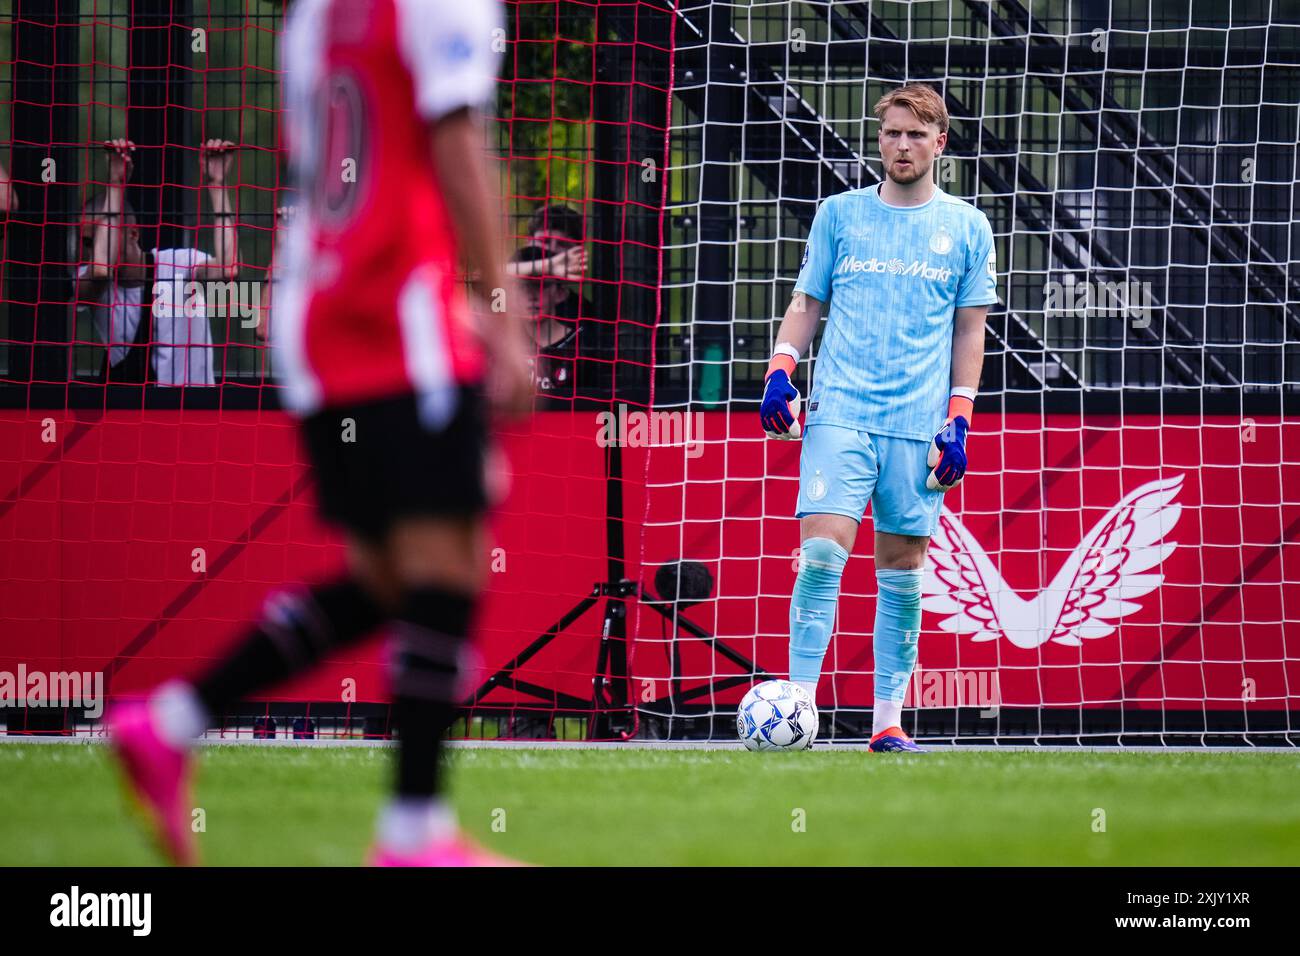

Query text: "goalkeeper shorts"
[300, 385, 491, 543]
[794, 423, 944, 537]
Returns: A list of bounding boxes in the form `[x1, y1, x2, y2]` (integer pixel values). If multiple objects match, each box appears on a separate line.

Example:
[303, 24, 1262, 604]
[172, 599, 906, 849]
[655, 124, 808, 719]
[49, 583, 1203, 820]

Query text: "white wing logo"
[921, 475, 1184, 649]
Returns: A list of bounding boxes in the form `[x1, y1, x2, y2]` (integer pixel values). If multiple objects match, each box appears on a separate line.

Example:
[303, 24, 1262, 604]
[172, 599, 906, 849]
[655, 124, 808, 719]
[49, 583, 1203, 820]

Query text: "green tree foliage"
[496, 2, 595, 229]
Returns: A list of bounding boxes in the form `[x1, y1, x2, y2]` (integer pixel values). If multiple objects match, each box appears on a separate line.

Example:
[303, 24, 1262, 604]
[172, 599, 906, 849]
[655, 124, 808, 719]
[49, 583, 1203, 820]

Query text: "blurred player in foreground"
[111, 0, 531, 865]
[760, 83, 996, 752]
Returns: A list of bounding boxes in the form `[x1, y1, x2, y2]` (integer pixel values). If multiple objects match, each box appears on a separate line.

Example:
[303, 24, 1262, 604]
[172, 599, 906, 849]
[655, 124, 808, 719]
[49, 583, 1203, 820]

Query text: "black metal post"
[6, 0, 79, 386]
[128, 0, 193, 254]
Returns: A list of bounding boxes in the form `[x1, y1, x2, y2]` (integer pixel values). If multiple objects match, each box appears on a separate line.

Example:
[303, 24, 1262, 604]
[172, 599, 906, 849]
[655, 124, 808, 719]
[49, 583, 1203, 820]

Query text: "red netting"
[0, 0, 675, 740]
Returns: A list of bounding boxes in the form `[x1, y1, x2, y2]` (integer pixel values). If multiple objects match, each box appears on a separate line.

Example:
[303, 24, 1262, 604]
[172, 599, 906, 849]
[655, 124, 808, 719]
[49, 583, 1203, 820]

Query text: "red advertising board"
[1, 410, 1297, 712]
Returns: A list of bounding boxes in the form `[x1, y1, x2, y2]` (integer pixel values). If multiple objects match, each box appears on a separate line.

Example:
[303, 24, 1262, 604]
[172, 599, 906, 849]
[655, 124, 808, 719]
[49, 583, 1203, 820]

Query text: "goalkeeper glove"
[926, 390, 975, 491]
[761, 347, 802, 439]
[926, 415, 968, 490]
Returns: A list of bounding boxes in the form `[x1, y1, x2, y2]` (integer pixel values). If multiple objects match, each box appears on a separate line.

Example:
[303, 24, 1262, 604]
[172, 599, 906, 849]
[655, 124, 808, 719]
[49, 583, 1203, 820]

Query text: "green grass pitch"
[2, 743, 1297, 866]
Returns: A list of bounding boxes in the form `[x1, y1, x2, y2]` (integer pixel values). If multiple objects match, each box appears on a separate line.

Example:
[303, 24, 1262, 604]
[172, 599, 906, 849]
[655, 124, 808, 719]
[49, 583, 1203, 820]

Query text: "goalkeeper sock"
[792, 680, 819, 701]
[390, 586, 474, 799]
[871, 568, 923, 734]
[872, 698, 904, 737]
[192, 577, 387, 718]
[788, 537, 850, 703]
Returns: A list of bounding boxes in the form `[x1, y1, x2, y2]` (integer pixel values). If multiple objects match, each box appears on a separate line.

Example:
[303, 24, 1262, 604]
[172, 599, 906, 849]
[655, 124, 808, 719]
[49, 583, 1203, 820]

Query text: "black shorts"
[300, 386, 488, 542]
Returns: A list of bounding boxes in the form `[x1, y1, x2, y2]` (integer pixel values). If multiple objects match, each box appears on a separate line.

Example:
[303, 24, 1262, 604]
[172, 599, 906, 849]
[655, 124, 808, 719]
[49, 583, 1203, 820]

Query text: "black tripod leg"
[465, 590, 602, 707]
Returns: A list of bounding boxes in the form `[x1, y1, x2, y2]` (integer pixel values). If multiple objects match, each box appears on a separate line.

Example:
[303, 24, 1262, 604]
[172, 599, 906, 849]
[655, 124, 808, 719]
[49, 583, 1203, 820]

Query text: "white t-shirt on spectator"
[150, 247, 216, 387]
[77, 247, 217, 386]
[76, 263, 144, 369]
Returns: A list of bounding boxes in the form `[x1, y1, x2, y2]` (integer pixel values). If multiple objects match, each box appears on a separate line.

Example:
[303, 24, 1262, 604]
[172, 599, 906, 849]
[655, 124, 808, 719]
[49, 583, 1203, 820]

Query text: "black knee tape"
[389, 586, 475, 702]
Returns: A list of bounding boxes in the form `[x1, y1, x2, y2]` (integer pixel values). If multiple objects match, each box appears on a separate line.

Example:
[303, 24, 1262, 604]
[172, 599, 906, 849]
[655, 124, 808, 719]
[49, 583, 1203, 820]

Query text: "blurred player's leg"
[367, 518, 518, 867]
[109, 577, 389, 864]
[373, 523, 474, 860]
[195, 580, 389, 716]
[118, 579, 390, 728]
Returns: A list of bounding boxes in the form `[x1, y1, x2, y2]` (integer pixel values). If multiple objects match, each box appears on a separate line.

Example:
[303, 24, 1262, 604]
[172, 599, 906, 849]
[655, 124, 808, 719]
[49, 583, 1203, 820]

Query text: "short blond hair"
[873, 83, 949, 134]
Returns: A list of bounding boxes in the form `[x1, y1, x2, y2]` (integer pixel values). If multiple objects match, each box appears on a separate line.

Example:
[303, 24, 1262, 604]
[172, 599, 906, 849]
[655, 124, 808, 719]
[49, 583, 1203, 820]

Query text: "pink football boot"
[109, 701, 199, 866]
[368, 832, 524, 867]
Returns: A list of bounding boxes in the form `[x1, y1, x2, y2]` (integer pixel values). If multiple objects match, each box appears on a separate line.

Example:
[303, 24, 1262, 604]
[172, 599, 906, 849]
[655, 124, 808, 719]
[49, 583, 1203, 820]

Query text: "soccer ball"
[737, 680, 818, 751]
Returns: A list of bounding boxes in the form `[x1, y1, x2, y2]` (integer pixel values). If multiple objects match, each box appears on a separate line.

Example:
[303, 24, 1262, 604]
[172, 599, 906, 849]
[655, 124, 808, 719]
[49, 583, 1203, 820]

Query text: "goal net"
[633, 0, 1300, 744]
[0, 0, 673, 740]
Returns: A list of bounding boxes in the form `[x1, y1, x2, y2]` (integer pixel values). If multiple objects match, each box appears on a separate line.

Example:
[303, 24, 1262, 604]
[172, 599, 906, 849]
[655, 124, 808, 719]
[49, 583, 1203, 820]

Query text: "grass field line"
[0, 735, 1292, 753]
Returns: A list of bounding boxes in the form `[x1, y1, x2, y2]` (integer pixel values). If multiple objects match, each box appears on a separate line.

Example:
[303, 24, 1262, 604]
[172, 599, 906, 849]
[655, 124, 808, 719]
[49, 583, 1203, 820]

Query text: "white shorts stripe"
[398, 267, 459, 430]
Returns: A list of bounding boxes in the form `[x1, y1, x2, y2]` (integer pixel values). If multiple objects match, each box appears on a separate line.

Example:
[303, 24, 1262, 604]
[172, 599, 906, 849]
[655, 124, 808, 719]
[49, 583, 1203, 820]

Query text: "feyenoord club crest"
[929, 228, 953, 255]
[807, 470, 828, 502]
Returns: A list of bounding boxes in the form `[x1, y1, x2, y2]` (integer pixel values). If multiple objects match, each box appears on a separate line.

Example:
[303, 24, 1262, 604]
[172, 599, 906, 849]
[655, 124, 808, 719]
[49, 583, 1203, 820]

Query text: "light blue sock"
[788, 537, 850, 692]
[873, 567, 924, 704]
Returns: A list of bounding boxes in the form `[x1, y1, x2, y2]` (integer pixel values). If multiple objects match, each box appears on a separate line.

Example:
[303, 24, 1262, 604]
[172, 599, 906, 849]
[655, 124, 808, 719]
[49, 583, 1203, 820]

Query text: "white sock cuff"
[872, 698, 905, 734]
[150, 681, 208, 747]
[792, 680, 820, 702]
[379, 797, 457, 852]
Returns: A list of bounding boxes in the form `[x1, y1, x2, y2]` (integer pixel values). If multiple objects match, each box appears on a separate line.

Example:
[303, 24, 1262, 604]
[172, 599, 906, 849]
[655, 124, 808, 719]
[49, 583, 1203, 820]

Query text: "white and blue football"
[737, 680, 818, 751]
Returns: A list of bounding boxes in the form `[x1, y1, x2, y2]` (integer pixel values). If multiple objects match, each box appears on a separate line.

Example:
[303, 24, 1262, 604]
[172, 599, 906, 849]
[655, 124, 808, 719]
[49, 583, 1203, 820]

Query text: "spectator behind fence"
[251, 203, 297, 346]
[515, 202, 613, 407]
[71, 138, 240, 386]
[509, 202, 585, 281]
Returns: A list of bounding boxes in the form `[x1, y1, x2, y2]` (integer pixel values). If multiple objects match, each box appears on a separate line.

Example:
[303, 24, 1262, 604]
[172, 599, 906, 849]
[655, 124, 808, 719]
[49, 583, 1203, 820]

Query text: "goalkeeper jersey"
[793, 183, 998, 442]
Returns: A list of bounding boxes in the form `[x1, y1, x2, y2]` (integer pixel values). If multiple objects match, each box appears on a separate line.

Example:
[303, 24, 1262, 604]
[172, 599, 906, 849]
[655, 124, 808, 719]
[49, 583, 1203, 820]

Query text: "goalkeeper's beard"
[886, 156, 932, 185]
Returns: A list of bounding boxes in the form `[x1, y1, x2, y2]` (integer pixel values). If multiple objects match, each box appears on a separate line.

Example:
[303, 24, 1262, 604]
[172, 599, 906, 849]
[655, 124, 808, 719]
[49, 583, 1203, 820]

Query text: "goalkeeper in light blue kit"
[760, 84, 996, 752]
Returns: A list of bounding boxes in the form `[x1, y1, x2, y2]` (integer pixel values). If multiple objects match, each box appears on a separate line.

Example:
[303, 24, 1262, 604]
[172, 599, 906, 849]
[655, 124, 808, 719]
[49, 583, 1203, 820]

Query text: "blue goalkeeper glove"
[926, 415, 969, 491]
[760, 368, 801, 438]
